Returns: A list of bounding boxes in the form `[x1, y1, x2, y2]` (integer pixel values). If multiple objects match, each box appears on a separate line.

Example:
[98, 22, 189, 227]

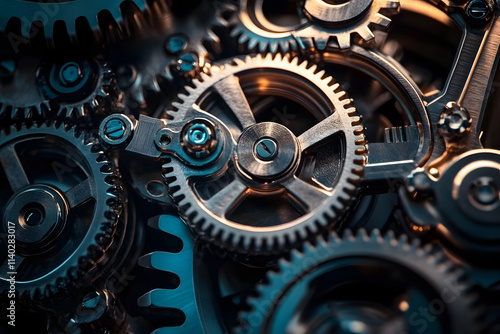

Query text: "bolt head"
[177, 52, 199, 73]
[59, 62, 82, 86]
[254, 138, 279, 161]
[82, 291, 100, 309]
[438, 102, 472, 137]
[165, 34, 188, 54]
[181, 120, 218, 159]
[104, 118, 127, 140]
[466, 0, 492, 21]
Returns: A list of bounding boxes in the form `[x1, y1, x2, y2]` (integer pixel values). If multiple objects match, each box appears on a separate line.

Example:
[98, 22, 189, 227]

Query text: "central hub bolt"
[59, 62, 82, 86]
[254, 138, 278, 161]
[182, 120, 218, 159]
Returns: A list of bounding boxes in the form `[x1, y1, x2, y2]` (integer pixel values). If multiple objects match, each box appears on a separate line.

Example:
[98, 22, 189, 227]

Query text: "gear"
[163, 54, 365, 255]
[0, 55, 120, 125]
[137, 215, 224, 333]
[0, 122, 123, 299]
[0, 0, 149, 46]
[237, 229, 481, 334]
[109, 0, 235, 107]
[230, 0, 400, 52]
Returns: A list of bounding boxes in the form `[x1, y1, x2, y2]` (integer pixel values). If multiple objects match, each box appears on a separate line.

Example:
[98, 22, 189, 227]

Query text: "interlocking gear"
[109, 0, 235, 106]
[0, 122, 123, 299]
[0, 0, 149, 46]
[230, 0, 400, 52]
[237, 229, 481, 334]
[163, 54, 365, 255]
[0, 55, 120, 125]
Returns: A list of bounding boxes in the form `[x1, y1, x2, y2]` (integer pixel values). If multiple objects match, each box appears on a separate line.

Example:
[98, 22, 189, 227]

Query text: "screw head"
[0, 58, 16, 78]
[177, 52, 199, 73]
[438, 102, 472, 137]
[165, 34, 188, 54]
[116, 65, 137, 89]
[82, 291, 100, 309]
[181, 120, 218, 159]
[104, 118, 126, 140]
[59, 62, 82, 86]
[470, 177, 499, 206]
[254, 138, 279, 161]
[466, 0, 492, 21]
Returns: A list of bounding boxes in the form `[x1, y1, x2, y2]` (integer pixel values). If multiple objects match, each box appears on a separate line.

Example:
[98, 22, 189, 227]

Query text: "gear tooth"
[336, 34, 351, 49]
[314, 37, 329, 50]
[373, 13, 392, 28]
[357, 26, 375, 42]
[247, 37, 258, 50]
[343, 229, 354, 241]
[356, 228, 369, 241]
[268, 42, 278, 54]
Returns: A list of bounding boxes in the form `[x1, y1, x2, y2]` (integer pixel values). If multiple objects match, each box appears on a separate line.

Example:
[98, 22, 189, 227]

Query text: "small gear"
[0, 122, 123, 299]
[237, 229, 482, 334]
[230, 0, 400, 52]
[0, 55, 120, 125]
[0, 0, 150, 46]
[163, 54, 365, 255]
[137, 215, 224, 333]
[109, 0, 235, 107]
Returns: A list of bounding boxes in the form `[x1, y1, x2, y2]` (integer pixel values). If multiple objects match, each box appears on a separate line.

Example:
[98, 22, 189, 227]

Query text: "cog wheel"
[0, 55, 120, 126]
[163, 54, 365, 255]
[230, 0, 400, 52]
[237, 229, 482, 334]
[0, 0, 149, 46]
[109, 0, 235, 107]
[0, 122, 123, 299]
[138, 215, 224, 334]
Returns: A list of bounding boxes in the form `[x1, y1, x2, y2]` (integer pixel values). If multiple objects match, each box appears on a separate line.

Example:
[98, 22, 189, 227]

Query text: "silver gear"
[237, 229, 482, 334]
[163, 53, 366, 255]
[230, 0, 400, 52]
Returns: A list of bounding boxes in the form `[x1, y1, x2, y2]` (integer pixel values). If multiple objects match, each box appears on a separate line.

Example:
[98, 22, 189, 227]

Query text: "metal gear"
[230, 0, 400, 52]
[0, 0, 149, 46]
[237, 229, 482, 334]
[109, 0, 235, 106]
[0, 122, 123, 299]
[137, 215, 224, 334]
[0, 55, 120, 125]
[163, 53, 365, 255]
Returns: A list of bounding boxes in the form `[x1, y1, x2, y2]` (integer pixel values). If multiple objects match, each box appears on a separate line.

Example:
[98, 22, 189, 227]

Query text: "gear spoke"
[0, 143, 30, 192]
[297, 113, 343, 152]
[202, 178, 248, 218]
[284, 177, 329, 212]
[214, 75, 256, 131]
[64, 178, 94, 209]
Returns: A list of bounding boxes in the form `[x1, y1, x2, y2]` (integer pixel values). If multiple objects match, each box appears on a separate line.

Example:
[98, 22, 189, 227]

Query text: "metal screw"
[255, 138, 279, 161]
[104, 118, 127, 140]
[177, 52, 199, 73]
[0, 58, 16, 78]
[82, 291, 100, 309]
[59, 62, 82, 86]
[182, 121, 217, 158]
[470, 177, 499, 206]
[116, 65, 137, 89]
[438, 102, 471, 137]
[165, 34, 188, 54]
[466, 0, 491, 21]
[187, 124, 210, 146]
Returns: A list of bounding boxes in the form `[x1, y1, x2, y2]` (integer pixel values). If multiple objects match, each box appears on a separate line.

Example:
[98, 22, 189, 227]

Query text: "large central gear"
[231, 0, 400, 52]
[163, 54, 365, 255]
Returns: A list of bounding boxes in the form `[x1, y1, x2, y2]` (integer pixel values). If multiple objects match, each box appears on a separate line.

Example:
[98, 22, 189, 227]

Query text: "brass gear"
[163, 53, 366, 255]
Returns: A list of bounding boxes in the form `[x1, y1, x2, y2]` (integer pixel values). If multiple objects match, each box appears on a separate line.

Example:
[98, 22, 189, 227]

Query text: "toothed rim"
[0, 60, 119, 125]
[0, 122, 122, 299]
[164, 53, 366, 255]
[230, 0, 400, 52]
[237, 229, 482, 334]
[123, 0, 236, 104]
[0, 0, 148, 46]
